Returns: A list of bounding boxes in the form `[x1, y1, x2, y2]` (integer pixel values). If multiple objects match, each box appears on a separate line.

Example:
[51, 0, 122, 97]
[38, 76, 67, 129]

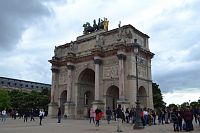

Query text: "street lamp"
[132, 39, 143, 129]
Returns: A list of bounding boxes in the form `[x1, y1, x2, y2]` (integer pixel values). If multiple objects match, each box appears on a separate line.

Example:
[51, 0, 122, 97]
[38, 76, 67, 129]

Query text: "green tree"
[8, 89, 50, 113]
[152, 82, 166, 109]
[180, 102, 189, 109]
[0, 89, 11, 110]
[168, 103, 178, 109]
[190, 101, 198, 109]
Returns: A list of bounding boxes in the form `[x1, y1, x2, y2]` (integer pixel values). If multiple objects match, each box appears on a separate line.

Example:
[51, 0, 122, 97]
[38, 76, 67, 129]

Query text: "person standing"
[23, 109, 28, 122]
[106, 107, 112, 124]
[89, 107, 95, 124]
[183, 108, 193, 132]
[125, 108, 130, 123]
[116, 104, 123, 132]
[57, 107, 61, 123]
[39, 109, 45, 126]
[171, 109, 179, 132]
[30, 109, 35, 121]
[1, 109, 7, 123]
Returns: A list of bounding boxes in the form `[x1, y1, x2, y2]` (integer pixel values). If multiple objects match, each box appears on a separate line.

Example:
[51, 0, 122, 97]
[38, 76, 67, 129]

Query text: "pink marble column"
[67, 62, 75, 102]
[51, 67, 59, 103]
[94, 56, 102, 101]
[117, 51, 126, 99]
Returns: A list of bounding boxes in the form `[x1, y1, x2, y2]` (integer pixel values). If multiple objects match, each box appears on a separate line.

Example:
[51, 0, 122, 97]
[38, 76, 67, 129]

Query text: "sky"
[0, 0, 200, 105]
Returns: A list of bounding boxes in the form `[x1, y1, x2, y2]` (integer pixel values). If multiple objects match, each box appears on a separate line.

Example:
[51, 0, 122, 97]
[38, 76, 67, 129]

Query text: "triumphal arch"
[48, 18, 154, 118]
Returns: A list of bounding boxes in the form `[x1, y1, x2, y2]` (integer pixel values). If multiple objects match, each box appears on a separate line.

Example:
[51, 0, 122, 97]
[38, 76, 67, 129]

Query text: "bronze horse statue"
[83, 18, 105, 35]
[83, 22, 95, 34]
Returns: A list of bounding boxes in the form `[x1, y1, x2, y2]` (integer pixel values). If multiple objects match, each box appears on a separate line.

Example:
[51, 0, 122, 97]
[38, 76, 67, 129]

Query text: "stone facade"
[48, 24, 154, 118]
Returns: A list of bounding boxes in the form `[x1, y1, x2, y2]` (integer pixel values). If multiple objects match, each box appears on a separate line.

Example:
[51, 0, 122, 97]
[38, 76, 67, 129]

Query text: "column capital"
[94, 56, 102, 65]
[117, 53, 126, 60]
[94, 59, 102, 65]
[51, 67, 59, 73]
[67, 62, 75, 70]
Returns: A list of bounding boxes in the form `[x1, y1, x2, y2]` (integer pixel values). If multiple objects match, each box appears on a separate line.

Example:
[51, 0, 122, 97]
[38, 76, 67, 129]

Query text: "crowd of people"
[0, 108, 45, 125]
[1, 105, 200, 132]
[171, 107, 200, 132]
[87, 105, 200, 132]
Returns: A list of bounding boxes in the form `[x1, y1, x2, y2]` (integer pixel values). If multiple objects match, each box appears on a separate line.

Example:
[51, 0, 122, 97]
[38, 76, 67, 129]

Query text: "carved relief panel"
[103, 58, 118, 79]
[103, 65, 118, 79]
[59, 67, 67, 85]
[138, 66, 147, 79]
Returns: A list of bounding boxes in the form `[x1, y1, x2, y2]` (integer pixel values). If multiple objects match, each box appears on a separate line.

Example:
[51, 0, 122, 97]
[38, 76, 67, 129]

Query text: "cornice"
[49, 45, 154, 67]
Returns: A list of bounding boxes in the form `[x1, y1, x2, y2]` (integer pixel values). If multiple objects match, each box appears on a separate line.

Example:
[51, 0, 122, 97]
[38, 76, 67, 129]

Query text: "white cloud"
[0, 0, 200, 98]
[163, 88, 200, 105]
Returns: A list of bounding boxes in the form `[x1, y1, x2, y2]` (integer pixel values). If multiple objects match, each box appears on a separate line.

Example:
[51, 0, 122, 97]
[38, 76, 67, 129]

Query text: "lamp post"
[132, 39, 143, 129]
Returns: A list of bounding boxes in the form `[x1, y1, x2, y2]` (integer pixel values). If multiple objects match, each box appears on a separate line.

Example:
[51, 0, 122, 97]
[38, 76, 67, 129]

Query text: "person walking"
[95, 107, 102, 127]
[57, 107, 61, 123]
[106, 107, 112, 124]
[116, 104, 123, 132]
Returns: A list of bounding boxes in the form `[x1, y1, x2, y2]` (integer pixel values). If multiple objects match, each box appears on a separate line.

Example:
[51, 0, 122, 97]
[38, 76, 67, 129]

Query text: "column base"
[64, 102, 76, 119]
[92, 100, 105, 111]
[48, 102, 58, 118]
[117, 99, 130, 110]
[133, 100, 144, 129]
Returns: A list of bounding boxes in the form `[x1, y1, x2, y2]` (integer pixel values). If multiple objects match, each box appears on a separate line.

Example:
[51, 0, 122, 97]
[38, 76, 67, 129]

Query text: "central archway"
[106, 85, 119, 110]
[77, 68, 95, 117]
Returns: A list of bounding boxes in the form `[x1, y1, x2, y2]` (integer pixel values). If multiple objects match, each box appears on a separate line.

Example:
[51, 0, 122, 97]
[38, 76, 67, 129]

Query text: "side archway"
[106, 85, 119, 110]
[60, 90, 67, 115]
[77, 68, 95, 116]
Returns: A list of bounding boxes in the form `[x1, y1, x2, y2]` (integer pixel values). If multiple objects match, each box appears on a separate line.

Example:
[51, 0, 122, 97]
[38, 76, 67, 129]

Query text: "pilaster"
[117, 51, 126, 100]
[65, 62, 76, 118]
[94, 56, 102, 101]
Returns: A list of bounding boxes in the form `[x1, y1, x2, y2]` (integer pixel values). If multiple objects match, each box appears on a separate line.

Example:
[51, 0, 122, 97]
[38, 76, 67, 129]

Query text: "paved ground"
[0, 118, 200, 133]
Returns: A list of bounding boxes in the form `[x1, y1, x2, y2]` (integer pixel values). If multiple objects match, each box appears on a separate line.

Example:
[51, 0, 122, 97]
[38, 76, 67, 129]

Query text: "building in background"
[0, 76, 51, 92]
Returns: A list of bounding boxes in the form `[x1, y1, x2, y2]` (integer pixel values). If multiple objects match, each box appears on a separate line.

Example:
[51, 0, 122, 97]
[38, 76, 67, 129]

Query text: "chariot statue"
[83, 18, 109, 35]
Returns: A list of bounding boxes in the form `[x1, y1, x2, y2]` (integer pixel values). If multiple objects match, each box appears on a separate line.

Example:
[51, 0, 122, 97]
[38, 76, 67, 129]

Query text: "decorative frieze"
[103, 65, 118, 79]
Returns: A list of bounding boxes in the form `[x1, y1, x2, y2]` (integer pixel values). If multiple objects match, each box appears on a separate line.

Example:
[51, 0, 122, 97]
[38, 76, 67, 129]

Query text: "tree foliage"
[168, 103, 178, 109]
[190, 101, 198, 109]
[152, 82, 166, 109]
[0, 89, 11, 110]
[0, 88, 50, 114]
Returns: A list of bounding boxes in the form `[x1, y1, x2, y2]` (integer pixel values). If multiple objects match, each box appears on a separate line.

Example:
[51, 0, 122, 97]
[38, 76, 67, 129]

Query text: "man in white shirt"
[39, 109, 45, 125]
[1, 109, 7, 123]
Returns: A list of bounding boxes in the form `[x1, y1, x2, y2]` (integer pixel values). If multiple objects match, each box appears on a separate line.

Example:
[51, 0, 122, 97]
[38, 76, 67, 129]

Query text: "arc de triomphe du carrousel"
[48, 18, 154, 118]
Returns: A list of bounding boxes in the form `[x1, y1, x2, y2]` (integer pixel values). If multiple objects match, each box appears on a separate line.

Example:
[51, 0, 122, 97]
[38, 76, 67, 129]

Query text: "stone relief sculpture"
[69, 41, 77, 53]
[69, 41, 74, 52]
[117, 21, 126, 42]
[54, 46, 58, 57]
[53, 46, 62, 58]
[96, 34, 104, 47]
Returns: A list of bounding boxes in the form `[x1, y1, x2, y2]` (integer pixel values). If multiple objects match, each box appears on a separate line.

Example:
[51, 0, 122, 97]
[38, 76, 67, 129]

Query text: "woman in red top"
[95, 107, 103, 126]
